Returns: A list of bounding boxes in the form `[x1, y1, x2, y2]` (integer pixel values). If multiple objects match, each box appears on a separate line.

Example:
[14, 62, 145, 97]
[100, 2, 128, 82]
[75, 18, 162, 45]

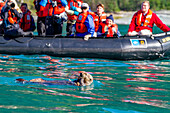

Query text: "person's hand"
[76, 8, 82, 12]
[65, 6, 74, 15]
[127, 32, 132, 36]
[127, 31, 138, 36]
[17, 8, 22, 13]
[77, 1, 82, 7]
[139, 29, 152, 35]
[84, 34, 91, 41]
[52, 1, 57, 7]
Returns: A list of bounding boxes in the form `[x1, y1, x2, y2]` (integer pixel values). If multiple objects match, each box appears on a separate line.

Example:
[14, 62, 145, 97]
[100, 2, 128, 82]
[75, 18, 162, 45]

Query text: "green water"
[118, 24, 170, 35]
[0, 55, 169, 113]
[0, 25, 170, 113]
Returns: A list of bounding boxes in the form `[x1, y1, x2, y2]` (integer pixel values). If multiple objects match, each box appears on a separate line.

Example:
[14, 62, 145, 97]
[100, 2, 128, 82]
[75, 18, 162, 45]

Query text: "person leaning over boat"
[33, 0, 45, 36]
[92, 4, 107, 36]
[34, 0, 68, 35]
[75, 3, 95, 40]
[19, 3, 36, 32]
[1, 1, 33, 37]
[50, 0, 68, 35]
[65, 0, 83, 35]
[97, 15, 121, 37]
[127, 0, 170, 36]
[0, 0, 21, 34]
[34, 0, 53, 36]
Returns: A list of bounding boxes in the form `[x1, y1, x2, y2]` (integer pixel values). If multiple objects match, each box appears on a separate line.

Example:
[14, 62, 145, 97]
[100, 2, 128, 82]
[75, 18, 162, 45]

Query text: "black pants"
[0, 21, 4, 34]
[67, 23, 73, 35]
[46, 16, 62, 35]
[37, 17, 46, 36]
[0, 25, 4, 34]
[38, 16, 63, 36]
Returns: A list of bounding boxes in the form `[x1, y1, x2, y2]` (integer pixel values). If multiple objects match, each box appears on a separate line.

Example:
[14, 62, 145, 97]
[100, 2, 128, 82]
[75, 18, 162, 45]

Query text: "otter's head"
[75, 71, 93, 86]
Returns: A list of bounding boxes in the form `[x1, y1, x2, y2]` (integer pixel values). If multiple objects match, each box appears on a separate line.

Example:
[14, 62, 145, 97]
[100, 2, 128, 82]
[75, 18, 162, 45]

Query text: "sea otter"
[15, 71, 93, 86]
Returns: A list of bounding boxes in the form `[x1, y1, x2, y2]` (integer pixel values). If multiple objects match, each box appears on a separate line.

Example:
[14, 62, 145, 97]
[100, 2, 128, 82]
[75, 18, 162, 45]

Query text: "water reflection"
[121, 61, 169, 109]
[0, 54, 169, 112]
[73, 103, 104, 107]
[126, 77, 164, 82]
[125, 85, 166, 91]
[122, 97, 169, 108]
[127, 61, 170, 70]
[28, 86, 110, 101]
[126, 72, 166, 77]
[0, 104, 70, 111]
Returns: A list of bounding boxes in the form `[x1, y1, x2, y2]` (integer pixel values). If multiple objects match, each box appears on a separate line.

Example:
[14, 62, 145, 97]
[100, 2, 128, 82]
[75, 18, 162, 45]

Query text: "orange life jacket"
[0, 1, 6, 12]
[93, 12, 106, 32]
[101, 23, 118, 37]
[19, 11, 32, 31]
[36, 0, 53, 17]
[0, 0, 6, 21]
[136, 9, 152, 27]
[8, 10, 17, 24]
[36, 0, 65, 17]
[76, 12, 89, 33]
[52, 0, 65, 15]
[67, 0, 82, 20]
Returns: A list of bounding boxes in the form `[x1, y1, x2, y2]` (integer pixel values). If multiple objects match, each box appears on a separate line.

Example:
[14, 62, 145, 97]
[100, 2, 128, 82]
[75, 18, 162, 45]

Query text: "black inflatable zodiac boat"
[0, 32, 169, 60]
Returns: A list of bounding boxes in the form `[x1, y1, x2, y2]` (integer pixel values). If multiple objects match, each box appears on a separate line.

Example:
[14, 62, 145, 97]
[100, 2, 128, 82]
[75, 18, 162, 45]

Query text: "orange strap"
[8, 10, 17, 24]
[136, 9, 152, 27]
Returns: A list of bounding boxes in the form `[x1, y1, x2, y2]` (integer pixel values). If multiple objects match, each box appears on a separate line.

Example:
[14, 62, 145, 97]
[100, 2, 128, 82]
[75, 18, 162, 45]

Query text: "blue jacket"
[39, 0, 67, 7]
[76, 14, 95, 37]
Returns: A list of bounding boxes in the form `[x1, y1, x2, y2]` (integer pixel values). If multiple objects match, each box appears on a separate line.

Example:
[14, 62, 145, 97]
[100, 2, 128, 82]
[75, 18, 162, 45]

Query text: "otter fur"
[15, 71, 93, 86]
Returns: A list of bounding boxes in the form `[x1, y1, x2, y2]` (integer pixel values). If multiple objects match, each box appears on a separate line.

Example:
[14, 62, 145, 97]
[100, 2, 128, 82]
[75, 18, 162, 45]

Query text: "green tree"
[150, 0, 161, 10]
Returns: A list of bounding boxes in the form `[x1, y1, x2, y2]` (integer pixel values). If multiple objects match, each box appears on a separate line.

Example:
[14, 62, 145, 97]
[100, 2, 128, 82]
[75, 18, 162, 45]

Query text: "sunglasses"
[81, 7, 87, 10]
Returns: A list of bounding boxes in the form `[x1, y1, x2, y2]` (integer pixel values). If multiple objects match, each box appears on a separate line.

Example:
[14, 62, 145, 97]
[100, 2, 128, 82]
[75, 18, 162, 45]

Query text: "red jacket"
[128, 10, 170, 32]
[19, 11, 33, 31]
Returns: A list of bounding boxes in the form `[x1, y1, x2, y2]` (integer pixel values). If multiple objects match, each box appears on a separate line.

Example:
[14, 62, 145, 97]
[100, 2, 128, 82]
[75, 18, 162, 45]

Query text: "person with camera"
[1, 0, 33, 37]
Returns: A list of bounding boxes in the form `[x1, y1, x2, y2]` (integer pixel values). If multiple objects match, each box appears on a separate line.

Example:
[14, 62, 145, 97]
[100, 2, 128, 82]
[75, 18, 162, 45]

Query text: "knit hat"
[106, 15, 114, 22]
[81, 3, 89, 9]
